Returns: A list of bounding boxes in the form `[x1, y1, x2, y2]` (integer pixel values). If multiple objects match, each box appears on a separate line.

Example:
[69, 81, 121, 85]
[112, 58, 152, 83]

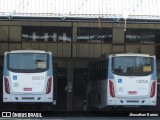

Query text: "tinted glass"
[77, 27, 90, 42]
[77, 27, 112, 42]
[8, 53, 48, 72]
[112, 56, 153, 76]
[22, 26, 72, 42]
[126, 29, 155, 43]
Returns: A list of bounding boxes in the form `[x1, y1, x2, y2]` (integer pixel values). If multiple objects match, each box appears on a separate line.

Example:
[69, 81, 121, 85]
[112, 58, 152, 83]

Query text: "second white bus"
[87, 53, 157, 109]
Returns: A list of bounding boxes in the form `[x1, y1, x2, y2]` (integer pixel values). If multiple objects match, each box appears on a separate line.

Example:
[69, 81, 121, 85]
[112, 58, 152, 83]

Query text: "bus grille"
[126, 100, 139, 103]
[22, 97, 34, 100]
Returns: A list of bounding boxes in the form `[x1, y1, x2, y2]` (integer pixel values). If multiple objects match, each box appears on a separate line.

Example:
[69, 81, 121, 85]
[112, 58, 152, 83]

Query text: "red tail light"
[4, 77, 10, 94]
[46, 77, 52, 94]
[109, 80, 115, 97]
[150, 80, 156, 97]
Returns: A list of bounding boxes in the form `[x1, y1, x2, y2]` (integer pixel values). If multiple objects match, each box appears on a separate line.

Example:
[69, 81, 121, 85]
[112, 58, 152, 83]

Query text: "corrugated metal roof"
[0, 0, 160, 20]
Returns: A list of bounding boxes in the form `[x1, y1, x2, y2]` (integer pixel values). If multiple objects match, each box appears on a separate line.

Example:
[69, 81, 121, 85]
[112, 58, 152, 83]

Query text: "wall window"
[125, 29, 155, 43]
[90, 28, 101, 43]
[141, 30, 155, 43]
[22, 26, 72, 42]
[101, 29, 112, 42]
[77, 27, 112, 43]
[77, 27, 90, 42]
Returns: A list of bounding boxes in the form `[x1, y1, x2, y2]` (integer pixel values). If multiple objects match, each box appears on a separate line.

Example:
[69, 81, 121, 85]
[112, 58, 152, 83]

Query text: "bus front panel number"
[32, 76, 44, 80]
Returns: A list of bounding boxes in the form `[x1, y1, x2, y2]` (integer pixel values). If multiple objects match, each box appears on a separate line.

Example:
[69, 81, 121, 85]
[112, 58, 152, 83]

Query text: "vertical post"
[8, 25, 10, 51]
[123, 10, 128, 31]
[124, 18, 127, 31]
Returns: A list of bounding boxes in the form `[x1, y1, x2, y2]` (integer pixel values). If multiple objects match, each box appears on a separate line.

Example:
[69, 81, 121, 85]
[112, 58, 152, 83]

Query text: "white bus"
[87, 53, 157, 109]
[3, 50, 56, 105]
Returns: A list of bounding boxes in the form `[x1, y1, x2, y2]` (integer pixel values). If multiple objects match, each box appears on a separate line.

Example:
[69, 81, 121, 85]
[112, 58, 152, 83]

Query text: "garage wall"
[0, 21, 158, 57]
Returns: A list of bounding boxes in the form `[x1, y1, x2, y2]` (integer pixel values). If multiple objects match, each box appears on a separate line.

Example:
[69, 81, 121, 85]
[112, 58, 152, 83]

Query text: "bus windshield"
[112, 56, 153, 76]
[7, 53, 48, 72]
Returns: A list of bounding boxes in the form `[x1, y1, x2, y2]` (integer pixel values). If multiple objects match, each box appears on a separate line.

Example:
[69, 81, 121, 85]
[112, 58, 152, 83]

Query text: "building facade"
[0, 20, 160, 110]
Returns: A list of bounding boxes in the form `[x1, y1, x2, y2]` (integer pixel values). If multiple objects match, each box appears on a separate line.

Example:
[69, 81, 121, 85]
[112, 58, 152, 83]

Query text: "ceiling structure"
[0, 0, 160, 22]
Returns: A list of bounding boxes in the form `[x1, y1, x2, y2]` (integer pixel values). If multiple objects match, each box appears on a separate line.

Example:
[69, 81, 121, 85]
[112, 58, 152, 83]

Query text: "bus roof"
[4, 50, 52, 55]
[112, 53, 155, 57]
[100, 53, 155, 59]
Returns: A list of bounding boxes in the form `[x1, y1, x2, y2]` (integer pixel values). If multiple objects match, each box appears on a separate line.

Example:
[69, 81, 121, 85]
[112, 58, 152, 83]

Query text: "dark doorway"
[155, 30, 160, 59]
[56, 68, 67, 111]
[73, 68, 87, 111]
[156, 46, 160, 60]
[0, 66, 3, 103]
[155, 30, 160, 43]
